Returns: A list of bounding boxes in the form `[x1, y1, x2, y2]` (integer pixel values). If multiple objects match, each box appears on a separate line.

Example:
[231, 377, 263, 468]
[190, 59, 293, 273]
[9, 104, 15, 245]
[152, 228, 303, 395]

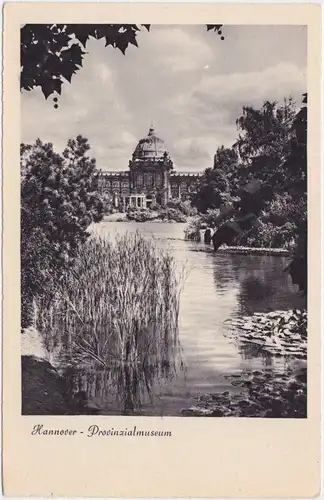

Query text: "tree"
[213, 145, 238, 173]
[192, 167, 230, 213]
[21, 136, 104, 327]
[213, 145, 241, 192]
[282, 93, 307, 294]
[234, 99, 297, 190]
[21, 24, 224, 101]
[283, 93, 307, 195]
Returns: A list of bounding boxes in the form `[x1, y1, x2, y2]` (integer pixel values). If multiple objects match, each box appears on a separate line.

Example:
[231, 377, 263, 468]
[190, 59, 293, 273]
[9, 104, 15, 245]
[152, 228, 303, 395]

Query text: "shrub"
[199, 208, 221, 228]
[167, 199, 197, 217]
[126, 209, 157, 222]
[184, 217, 202, 242]
[158, 208, 187, 223]
[238, 220, 297, 249]
[126, 207, 187, 223]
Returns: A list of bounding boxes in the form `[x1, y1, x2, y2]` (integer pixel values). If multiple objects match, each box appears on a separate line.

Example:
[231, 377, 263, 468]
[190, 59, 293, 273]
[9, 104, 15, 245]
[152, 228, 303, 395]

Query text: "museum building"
[97, 126, 202, 209]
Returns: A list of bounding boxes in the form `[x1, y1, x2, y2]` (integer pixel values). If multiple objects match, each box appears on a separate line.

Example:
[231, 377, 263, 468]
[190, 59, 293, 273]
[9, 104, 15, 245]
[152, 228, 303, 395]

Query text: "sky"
[21, 25, 307, 172]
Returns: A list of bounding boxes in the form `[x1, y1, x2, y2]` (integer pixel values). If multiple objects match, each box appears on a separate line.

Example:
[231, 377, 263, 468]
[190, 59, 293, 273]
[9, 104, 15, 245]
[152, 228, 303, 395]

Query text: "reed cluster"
[34, 232, 183, 367]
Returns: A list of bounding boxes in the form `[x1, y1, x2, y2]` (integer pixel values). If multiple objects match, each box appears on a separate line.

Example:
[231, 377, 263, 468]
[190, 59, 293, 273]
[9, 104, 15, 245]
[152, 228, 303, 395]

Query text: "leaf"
[44, 53, 63, 74]
[116, 38, 129, 55]
[61, 44, 86, 67]
[40, 78, 60, 99]
[206, 24, 223, 32]
[72, 25, 93, 47]
[104, 36, 113, 48]
[61, 61, 78, 83]
[130, 37, 138, 48]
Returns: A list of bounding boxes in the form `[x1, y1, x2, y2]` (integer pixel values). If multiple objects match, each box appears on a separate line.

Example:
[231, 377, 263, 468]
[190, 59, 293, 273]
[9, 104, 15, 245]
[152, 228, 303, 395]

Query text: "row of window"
[136, 173, 162, 187]
[102, 179, 196, 189]
[103, 183, 194, 191]
[103, 181, 129, 188]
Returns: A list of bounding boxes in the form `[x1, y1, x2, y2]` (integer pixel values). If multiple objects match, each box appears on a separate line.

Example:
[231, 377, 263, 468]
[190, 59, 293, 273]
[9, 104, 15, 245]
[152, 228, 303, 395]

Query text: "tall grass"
[34, 232, 184, 368]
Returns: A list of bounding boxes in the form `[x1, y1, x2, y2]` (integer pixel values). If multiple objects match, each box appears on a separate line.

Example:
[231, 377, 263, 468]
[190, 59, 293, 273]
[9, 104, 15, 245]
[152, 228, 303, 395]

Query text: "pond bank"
[22, 355, 102, 415]
[193, 245, 291, 256]
[21, 328, 101, 415]
[22, 355, 70, 415]
[102, 216, 291, 255]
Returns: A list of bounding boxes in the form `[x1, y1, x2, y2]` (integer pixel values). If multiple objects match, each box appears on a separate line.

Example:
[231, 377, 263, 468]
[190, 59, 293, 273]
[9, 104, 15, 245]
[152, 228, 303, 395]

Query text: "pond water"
[62, 221, 306, 416]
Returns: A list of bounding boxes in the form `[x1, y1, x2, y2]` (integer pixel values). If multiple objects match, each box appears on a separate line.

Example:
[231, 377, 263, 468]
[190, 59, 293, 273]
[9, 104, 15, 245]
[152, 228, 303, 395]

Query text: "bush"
[184, 218, 201, 242]
[167, 199, 197, 217]
[237, 193, 306, 249]
[238, 220, 297, 249]
[126, 209, 158, 222]
[158, 208, 187, 223]
[126, 207, 187, 223]
[199, 208, 221, 228]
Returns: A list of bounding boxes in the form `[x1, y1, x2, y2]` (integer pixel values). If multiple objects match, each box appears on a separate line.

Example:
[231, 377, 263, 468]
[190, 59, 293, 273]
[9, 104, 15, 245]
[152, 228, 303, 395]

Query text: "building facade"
[97, 126, 202, 209]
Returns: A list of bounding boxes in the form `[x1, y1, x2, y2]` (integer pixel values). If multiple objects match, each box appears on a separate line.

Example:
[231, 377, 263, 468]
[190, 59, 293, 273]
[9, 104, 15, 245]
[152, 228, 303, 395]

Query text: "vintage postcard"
[2, 2, 322, 497]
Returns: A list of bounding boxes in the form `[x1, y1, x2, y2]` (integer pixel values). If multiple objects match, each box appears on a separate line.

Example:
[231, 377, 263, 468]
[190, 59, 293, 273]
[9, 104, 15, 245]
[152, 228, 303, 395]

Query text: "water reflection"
[238, 276, 275, 315]
[51, 222, 306, 415]
[238, 342, 274, 367]
[212, 255, 241, 291]
[210, 253, 306, 316]
[63, 355, 185, 415]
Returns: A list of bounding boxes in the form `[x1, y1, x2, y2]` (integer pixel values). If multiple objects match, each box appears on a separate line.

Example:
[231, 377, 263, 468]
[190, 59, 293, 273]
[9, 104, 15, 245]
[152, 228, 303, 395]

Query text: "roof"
[132, 126, 172, 163]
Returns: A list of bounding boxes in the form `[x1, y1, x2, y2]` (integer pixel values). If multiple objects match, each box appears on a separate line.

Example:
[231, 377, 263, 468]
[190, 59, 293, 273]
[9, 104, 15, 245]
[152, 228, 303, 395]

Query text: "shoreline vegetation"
[21, 228, 306, 417]
[22, 231, 185, 415]
[20, 94, 307, 417]
[103, 213, 291, 256]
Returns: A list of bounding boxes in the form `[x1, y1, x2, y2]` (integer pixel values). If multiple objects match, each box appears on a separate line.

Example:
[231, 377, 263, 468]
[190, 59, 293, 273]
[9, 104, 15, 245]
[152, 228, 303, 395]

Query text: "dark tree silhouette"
[192, 167, 230, 213]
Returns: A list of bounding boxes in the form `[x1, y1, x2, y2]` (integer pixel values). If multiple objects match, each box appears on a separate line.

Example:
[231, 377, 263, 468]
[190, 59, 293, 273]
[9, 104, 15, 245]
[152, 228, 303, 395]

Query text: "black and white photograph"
[21, 23, 308, 418]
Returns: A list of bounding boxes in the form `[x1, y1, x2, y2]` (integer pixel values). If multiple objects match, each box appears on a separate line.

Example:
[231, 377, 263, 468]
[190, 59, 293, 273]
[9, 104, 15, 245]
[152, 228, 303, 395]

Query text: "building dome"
[132, 126, 171, 162]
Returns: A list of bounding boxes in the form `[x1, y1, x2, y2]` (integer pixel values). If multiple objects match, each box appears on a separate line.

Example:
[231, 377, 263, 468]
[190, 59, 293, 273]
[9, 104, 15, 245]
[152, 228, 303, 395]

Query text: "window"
[156, 173, 162, 187]
[146, 172, 153, 187]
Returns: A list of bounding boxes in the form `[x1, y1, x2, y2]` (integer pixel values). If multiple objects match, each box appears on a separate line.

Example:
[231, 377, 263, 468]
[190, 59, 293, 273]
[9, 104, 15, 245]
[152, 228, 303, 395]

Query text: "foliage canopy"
[21, 24, 224, 101]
